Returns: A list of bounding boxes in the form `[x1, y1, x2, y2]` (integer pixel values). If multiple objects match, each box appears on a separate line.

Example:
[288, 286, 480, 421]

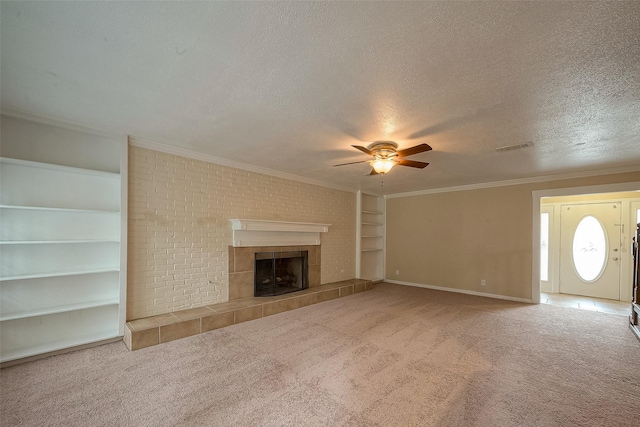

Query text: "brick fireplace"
[227, 219, 330, 301]
[228, 245, 320, 300]
[124, 219, 363, 351]
[254, 250, 309, 297]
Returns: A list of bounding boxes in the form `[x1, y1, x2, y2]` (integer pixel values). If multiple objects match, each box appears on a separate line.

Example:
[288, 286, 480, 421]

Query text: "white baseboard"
[385, 279, 534, 304]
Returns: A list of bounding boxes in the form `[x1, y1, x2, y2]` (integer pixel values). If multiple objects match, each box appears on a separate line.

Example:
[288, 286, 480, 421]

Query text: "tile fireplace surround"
[126, 243, 376, 353]
[229, 245, 321, 300]
[124, 276, 374, 351]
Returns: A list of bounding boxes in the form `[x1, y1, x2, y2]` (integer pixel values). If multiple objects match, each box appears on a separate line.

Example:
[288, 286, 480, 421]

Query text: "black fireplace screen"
[254, 251, 308, 297]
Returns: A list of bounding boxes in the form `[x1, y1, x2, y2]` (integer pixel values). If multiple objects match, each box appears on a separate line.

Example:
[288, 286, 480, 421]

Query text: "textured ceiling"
[1, 1, 639, 194]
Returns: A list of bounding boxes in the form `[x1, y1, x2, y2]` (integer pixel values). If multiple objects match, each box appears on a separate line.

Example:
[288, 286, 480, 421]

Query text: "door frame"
[558, 202, 622, 299]
[531, 181, 640, 303]
[544, 200, 631, 297]
[632, 201, 640, 230]
[539, 206, 556, 293]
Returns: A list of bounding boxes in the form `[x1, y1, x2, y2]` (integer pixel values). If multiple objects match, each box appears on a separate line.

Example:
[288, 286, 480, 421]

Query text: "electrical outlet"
[480, 279, 486, 286]
[395, 269, 400, 275]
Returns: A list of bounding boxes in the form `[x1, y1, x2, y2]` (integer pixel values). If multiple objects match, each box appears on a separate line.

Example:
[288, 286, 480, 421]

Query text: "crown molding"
[1, 108, 118, 139]
[128, 136, 357, 193]
[532, 181, 640, 199]
[5, 108, 637, 198]
[1, 109, 355, 193]
[385, 164, 640, 199]
[0, 156, 120, 179]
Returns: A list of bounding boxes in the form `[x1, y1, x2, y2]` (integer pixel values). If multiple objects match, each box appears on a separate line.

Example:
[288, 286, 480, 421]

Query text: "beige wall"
[542, 191, 640, 204]
[386, 171, 640, 300]
[128, 146, 356, 320]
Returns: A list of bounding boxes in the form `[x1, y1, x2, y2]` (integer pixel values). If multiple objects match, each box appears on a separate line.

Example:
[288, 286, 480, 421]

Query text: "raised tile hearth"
[124, 279, 374, 351]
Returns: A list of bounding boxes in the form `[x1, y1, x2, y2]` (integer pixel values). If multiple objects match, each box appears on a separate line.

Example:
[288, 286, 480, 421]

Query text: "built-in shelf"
[0, 268, 120, 282]
[0, 329, 120, 363]
[0, 118, 126, 364]
[0, 240, 119, 245]
[0, 298, 119, 321]
[0, 157, 120, 178]
[357, 192, 385, 281]
[0, 204, 120, 214]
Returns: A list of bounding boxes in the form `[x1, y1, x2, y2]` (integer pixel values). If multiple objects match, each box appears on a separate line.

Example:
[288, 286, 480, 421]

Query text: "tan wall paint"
[386, 171, 640, 300]
[542, 191, 640, 204]
[128, 146, 356, 320]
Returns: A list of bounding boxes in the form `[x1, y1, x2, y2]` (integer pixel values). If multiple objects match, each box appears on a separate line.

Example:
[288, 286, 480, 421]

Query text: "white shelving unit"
[356, 191, 385, 281]
[0, 118, 126, 363]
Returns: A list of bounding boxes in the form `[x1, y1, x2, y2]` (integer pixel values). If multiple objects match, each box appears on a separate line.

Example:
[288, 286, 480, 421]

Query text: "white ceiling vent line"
[495, 142, 534, 152]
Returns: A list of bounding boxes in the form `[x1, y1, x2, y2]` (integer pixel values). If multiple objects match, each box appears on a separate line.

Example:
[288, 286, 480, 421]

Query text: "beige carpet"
[2, 283, 640, 426]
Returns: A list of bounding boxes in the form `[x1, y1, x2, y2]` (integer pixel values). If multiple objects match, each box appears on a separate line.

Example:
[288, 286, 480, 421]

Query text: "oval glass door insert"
[572, 215, 607, 282]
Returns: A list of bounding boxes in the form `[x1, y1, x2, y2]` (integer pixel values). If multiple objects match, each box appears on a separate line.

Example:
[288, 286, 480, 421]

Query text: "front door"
[559, 202, 621, 300]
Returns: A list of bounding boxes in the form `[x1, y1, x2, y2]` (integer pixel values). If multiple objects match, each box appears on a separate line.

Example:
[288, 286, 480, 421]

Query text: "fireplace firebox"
[254, 251, 308, 297]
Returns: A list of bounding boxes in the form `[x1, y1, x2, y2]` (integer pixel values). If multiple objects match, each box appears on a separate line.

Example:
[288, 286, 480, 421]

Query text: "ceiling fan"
[333, 141, 432, 175]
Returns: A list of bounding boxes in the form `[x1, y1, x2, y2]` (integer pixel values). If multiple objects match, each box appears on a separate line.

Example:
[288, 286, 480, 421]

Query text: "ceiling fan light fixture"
[372, 158, 395, 174]
[333, 141, 431, 174]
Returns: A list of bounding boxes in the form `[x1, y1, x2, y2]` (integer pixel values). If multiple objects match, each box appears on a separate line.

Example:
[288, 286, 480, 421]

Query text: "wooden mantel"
[229, 219, 330, 247]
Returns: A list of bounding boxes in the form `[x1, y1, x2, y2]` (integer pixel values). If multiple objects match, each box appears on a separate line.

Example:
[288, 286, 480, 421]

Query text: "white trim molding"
[0, 157, 119, 179]
[118, 135, 128, 337]
[386, 279, 534, 304]
[229, 219, 330, 247]
[1, 108, 118, 139]
[386, 164, 640, 199]
[530, 181, 640, 305]
[129, 136, 356, 194]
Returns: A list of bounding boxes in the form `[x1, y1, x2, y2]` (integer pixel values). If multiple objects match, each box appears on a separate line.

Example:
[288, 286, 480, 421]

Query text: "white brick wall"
[127, 146, 356, 320]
